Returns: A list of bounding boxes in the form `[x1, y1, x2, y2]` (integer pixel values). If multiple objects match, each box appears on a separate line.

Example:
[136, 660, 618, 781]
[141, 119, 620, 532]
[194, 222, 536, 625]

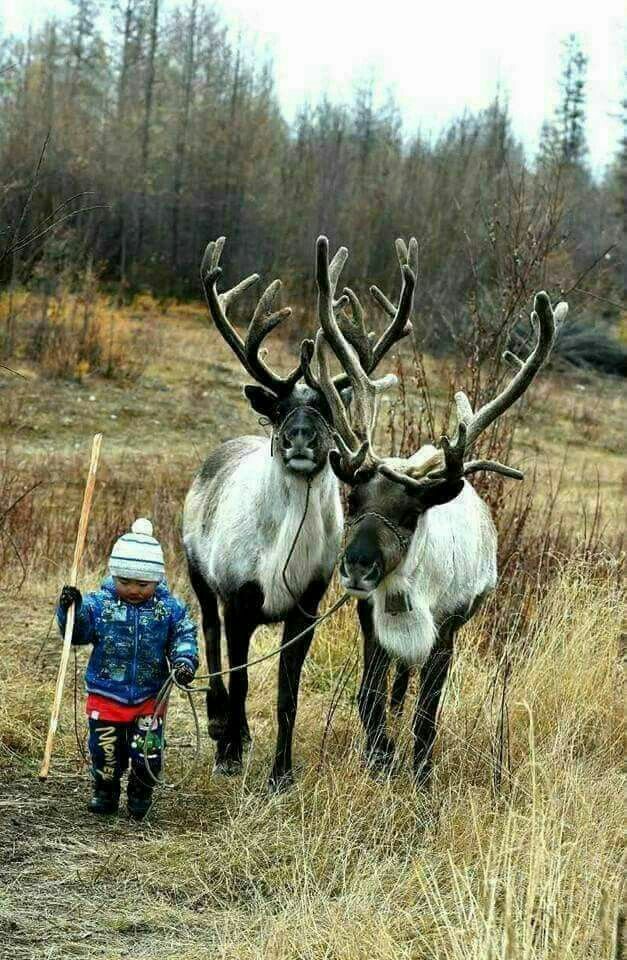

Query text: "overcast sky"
[1, 0, 623, 172]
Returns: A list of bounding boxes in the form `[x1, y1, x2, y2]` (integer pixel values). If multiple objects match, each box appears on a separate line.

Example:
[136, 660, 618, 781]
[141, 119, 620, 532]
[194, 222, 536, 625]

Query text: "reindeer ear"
[329, 449, 355, 484]
[243, 384, 278, 421]
[412, 477, 464, 511]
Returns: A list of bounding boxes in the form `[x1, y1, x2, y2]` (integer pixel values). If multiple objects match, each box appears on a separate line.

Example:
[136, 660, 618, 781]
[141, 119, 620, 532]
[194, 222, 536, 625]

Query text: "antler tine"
[316, 237, 396, 451]
[200, 241, 255, 375]
[315, 333, 357, 448]
[200, 237, 301, 396]
[314, 332, 370, 480]
[455, 391, 474, 427]
[328, 246, 349, 295]
[244, 279, 301, 391]
[338, 287, 374, 370]
[300, 338, 320, 391]
[502, 350, 525, 371]
[463, 291, 568, 448]
[379, 456, 524, 492]
[368, 236, 417, 368]
[379, 420, 524, 494]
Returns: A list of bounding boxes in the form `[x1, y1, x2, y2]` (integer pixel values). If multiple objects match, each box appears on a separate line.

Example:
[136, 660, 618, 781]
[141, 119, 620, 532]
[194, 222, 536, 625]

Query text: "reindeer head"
[200, 236, 415, 479]
[313, 243, 569, 596]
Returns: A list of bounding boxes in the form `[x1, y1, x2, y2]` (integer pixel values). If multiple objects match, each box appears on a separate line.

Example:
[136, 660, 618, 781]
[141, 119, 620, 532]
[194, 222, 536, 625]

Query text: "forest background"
[0, 0, 624, 375]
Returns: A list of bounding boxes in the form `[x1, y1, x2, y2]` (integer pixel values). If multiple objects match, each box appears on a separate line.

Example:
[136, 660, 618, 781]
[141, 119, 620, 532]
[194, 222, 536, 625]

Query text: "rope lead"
[142, 592, 350, 789]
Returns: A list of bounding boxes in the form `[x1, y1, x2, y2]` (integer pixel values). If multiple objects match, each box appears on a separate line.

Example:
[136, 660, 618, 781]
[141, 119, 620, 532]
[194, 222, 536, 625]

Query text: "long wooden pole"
[39, 433, 103, 781]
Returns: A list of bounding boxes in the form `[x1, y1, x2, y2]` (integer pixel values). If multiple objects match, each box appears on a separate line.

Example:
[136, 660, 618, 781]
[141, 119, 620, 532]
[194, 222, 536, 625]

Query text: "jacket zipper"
[129, 603, 139, 700]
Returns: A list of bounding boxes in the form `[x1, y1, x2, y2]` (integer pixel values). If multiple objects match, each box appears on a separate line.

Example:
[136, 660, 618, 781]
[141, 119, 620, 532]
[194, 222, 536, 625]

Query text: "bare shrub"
[0, 268, 150, 381]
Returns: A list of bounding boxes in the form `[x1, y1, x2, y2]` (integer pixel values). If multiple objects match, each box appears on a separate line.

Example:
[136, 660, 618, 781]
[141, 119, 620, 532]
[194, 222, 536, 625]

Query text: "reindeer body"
[312, 239, 567, 786]
[346, 449, 497, 784]
[183, 412, 342, 790]
[369, 451, 496, 667]
[184, 436, 342, 619]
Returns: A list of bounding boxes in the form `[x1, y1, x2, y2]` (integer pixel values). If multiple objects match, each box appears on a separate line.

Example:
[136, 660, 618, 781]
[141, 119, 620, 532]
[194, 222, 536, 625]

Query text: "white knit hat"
[108, 518, 165, 582]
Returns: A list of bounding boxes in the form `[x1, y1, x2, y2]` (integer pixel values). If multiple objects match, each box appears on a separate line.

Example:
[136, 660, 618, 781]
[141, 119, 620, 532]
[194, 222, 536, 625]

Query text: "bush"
[552, 319, 627, 377]
[0, 277, 149, 382]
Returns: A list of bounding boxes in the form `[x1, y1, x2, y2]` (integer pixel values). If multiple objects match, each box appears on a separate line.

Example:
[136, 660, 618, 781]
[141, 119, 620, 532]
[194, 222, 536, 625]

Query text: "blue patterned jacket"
[56, 577, 199, 704]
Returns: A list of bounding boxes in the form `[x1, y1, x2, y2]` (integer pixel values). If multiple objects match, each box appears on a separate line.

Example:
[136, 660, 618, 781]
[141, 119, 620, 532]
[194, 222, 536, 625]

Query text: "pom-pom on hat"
[109, 518, 165, 583]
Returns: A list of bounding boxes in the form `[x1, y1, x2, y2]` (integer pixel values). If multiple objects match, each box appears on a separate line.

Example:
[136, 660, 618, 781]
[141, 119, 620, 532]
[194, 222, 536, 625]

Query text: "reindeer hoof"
[268, 769, 294, 794]
[364, 737, 396, 774]
[213, 757, 242, 777]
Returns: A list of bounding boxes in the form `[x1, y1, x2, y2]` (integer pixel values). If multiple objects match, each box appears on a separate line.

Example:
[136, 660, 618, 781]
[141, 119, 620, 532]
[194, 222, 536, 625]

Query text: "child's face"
[113, 577, 158, 605]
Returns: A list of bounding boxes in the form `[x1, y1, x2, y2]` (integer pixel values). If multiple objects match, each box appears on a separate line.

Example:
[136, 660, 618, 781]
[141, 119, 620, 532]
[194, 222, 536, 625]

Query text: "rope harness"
[347, 511, 410, 553]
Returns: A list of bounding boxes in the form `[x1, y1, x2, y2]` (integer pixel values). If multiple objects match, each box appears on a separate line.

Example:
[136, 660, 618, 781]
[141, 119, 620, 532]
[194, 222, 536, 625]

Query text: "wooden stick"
[39, 433, 103, 781]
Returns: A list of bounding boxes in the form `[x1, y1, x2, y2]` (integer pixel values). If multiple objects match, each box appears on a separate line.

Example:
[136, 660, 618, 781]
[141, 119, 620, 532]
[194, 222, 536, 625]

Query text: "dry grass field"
[0, 291, 624, 959]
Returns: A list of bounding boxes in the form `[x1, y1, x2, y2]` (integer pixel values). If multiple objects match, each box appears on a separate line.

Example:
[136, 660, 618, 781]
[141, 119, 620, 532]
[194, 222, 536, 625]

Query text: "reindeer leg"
[390, 664, 411, 717]
[412, 628, 454, 787]
[357, 600, 395, 771]
[214, 597, 257, 775]
[269, 579, 328, 792]
[187, 561, 229, 743]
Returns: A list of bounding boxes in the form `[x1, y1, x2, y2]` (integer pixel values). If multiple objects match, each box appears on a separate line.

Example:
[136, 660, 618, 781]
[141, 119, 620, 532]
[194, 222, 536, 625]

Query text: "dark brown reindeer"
[311, 248, 568, 784]
[182, 236, 416, 790]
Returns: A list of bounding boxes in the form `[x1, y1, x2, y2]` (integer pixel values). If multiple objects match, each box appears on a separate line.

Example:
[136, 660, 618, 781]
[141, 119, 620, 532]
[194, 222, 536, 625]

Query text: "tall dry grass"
[0, 564, 623, 958]
[0, 291, 623, 959]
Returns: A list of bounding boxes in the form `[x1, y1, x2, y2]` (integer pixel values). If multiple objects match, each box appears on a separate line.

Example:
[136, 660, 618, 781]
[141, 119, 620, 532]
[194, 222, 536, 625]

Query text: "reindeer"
[182, 236, 416, 790]
[311, 239, 568, 784]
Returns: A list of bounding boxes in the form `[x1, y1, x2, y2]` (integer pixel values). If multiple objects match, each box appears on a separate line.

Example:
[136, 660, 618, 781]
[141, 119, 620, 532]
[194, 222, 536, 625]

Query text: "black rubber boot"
[88, 780, 120, 815]
[127, 772, 154, 820]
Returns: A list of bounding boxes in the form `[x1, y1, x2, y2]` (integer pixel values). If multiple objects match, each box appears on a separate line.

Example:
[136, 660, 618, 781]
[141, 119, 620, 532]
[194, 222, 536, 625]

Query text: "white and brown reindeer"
[311, 237, 568, 784]
[182, 236, 417, 790]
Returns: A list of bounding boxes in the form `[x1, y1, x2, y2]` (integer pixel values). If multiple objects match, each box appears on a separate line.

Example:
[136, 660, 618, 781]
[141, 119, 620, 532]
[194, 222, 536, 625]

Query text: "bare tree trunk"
[171, 0, 197, 270]
[43, 22, 58, 128]
[221, 40, 241, 234]
[115, 0, 138, 288]
[136, 0, 159, 260]
[117, 0, 135, 120]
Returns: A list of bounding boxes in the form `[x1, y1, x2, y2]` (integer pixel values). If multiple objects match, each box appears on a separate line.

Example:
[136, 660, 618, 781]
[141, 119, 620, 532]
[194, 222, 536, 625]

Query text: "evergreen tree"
[556, 34, 588, 165]
[538, 34, 588, 170]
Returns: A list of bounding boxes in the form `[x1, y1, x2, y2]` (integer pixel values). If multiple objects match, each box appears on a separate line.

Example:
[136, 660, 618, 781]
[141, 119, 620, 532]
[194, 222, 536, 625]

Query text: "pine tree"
[556, 34, 588, 165]
[536, 34, 588, 170]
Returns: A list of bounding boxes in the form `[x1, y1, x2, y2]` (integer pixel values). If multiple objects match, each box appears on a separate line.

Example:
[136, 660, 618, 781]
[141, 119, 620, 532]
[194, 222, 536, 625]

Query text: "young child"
[57, 518, 198, 819]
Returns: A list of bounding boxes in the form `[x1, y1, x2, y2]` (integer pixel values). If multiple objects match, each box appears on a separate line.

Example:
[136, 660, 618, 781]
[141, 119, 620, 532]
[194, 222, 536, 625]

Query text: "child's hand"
[173, 662, 195, 686]
[59, 585, 82, 612]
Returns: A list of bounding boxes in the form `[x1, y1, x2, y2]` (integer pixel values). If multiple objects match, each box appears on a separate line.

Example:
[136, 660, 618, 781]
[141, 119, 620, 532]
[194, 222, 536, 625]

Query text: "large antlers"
[309, 235, 416, 481]
[200, 237, 301, 396]
[378, 291, 569, 492]
[302, 235, 417, 390]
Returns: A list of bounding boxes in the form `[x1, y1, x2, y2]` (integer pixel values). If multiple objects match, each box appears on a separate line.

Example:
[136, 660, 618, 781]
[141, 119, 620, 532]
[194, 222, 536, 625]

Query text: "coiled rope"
[142, 591, 350, 788]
